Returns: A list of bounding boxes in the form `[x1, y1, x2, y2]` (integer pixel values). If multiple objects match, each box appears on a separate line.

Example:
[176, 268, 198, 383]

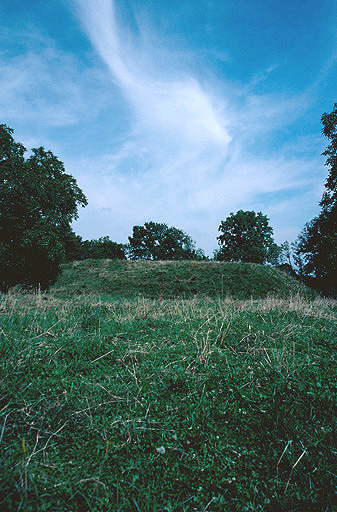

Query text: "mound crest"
[52, 260, 313, 299]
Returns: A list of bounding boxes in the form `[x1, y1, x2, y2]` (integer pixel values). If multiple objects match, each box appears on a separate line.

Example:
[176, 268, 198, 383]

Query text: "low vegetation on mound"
[0, 288, 336, 511]
[51, 259, 313, 299]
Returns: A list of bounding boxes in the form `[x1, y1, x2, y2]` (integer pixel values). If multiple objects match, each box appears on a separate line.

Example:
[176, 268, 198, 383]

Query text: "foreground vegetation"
[0, 261, 335, 511]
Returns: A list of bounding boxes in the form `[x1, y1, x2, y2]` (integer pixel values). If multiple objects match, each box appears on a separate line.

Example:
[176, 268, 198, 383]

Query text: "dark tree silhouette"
[0, 124, 87, 289]
[128, 222, 204, 260]
[296, 104, 337, 293]
[216, 210, 277, 264]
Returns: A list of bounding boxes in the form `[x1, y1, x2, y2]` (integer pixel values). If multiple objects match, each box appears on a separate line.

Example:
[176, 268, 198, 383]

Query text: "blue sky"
[1, 0, 336, 255]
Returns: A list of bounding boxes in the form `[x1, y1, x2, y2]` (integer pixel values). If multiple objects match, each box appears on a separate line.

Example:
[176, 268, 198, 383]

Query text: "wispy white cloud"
[0, 28, 108, 130]
[0, 1, 321, 254]
[71, 0, 323, 253]
[75, 0, 231, 159]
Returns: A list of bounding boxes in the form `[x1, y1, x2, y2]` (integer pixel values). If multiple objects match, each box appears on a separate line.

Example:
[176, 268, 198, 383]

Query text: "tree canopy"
[216, 210, 277, 264]
[128, 222, 204, 260]
[0, 124, 87, 289]
[80, 237, 126, 260]
[296, 104, 337, 293]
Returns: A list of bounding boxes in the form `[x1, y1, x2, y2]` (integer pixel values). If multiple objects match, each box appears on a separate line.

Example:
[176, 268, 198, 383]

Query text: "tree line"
[1, 103, 336, 294]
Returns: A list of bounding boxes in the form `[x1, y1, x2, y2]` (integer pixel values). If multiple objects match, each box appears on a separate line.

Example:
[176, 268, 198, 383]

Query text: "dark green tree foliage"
[128, 221, 203, 260]
[296, 104, 337, 292]
[0, 124, 87, 289]
[62, 234, 126, 262]
[62, 230, 85, 262]
[81, 236, 126, 260]
[321, 104, 337, 212]
[217, 210, 277, 264]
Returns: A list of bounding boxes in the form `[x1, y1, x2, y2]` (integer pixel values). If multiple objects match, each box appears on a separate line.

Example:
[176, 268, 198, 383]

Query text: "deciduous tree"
[216, 210, 277, 264]
[0, 124, 87, 289]
[128, 222, 203, 260]
[80, 236, 126, 260]
[296, 104, 337, 292]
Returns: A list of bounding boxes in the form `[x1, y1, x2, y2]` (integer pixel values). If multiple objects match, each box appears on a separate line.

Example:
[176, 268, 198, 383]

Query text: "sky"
[1, 0, 336, 255]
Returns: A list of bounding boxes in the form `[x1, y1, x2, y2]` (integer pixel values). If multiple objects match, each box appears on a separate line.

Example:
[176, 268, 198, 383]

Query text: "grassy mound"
[0, 292, 336, 511]
[51, 259, 313, 299]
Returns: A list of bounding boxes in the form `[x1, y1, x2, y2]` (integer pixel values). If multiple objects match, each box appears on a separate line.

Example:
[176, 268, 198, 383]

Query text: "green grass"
[51, 259, 314, 300]
[1, 284, 336, 511]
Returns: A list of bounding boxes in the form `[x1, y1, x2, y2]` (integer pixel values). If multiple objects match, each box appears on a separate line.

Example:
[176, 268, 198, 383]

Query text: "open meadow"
[0, 261, 336, 511]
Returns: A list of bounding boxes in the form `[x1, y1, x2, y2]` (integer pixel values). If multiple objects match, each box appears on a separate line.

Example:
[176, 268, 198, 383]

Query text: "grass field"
[0, 261, 336, 511]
